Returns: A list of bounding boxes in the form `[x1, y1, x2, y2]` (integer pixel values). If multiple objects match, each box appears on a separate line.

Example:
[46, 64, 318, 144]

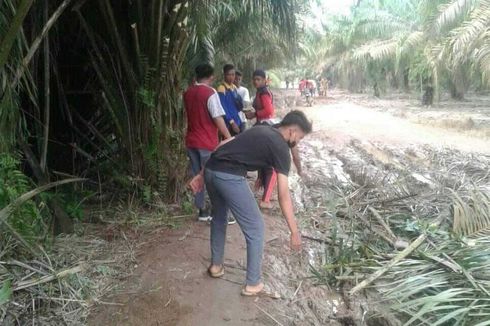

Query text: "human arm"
[241, 88, 251, 108]
[229, 119, 241, 134]
[291, 146, 303, 177]
[216, 85, 237, 127]
[277, 173, 301, 251]
[208, 91, 233, 138]
[213, 116, 232, 139]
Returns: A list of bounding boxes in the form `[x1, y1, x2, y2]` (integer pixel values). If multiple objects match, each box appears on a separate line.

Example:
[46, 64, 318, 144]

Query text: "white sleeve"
[242, 87, 251, 104]
[207, 91, 226, 118]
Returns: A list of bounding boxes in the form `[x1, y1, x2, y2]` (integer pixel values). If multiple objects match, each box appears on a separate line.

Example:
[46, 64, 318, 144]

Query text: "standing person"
[285, 77, 290, 89]
[234, 70, 251, 131]
[298, 78, 307, 94]
[245, 69, 278, 209]
[217, 64, 243, 136]
[190, 111, 312, 296]
[245, 69, 275, 124]
[320, 77, 328, 97]
[184, 63, 232, 222]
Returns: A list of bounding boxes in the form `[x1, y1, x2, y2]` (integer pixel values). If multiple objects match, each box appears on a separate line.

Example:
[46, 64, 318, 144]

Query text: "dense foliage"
[297, 0, 490, 101]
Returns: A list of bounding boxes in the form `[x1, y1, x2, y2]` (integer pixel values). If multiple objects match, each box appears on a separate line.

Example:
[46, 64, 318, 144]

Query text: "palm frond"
[446, 0, 490, 64]
[451, 189, 490, 236]
[378, 233, 490, 325]
[475, 41, 490, 85]
[352, 9, 409, 41]
[434, 0, 477, 33]
[400, 31, 426, 53]
[352, 38, 399, 62]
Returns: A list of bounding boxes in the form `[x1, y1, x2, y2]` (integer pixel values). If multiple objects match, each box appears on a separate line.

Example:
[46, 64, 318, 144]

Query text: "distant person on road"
[285, 78, 290, 89]
[320, 77, 328, 97]
[298, 78, 307, 93]
[189, 110, 312, 297]
[183, 63, 232, 222]
[306, 79, 316, 96]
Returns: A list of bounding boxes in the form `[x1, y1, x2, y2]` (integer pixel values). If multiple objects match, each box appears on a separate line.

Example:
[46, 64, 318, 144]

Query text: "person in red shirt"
[298, 78, 307, 93]
[246, 70, 305, 209]
[245, 69, 275, 124]
[184, 63, 231, 221]
[245, 70, 278, 209]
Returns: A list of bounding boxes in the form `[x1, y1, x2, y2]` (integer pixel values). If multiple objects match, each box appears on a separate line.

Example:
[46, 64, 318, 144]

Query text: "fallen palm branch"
[13, 264, 84, 291]
[1, 232, 138, 325]
[349, 214, 445, 295]
[299, 139, 490, 325]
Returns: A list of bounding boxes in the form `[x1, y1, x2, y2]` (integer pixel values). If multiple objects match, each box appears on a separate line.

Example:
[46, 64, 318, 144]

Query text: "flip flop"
[241, 286, 281, 299]
[207, 265, 225, 278]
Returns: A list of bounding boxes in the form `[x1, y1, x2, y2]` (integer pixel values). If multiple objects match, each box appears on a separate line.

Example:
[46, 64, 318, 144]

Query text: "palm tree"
[303, 0, 490, 101]
[72, 0, 302, 200]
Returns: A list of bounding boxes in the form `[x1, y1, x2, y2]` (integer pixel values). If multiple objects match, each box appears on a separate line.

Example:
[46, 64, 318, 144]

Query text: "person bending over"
[190, 110, 312, 296]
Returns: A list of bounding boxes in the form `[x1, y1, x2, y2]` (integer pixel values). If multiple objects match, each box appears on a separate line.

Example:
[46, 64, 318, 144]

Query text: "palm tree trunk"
[0, 0, 34, 70]
[40, 0, 50, 173]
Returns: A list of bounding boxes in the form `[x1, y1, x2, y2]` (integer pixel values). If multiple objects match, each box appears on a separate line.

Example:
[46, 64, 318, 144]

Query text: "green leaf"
[0, 281, 12, 306]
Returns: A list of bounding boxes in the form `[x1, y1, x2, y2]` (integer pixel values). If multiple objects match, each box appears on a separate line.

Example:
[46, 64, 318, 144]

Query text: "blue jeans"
[187, 148, 212, 209]
[205, 169, 264, 286]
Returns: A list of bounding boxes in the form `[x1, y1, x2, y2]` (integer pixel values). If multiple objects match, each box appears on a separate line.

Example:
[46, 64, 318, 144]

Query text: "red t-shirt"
[253, 87, 275, 122]
[184, 84, 220, 151]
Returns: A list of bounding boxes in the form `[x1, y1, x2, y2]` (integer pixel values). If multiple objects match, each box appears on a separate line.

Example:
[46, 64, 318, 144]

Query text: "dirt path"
[89, 92, 490, 326]
[89, 220, 274, 325]
[303, 96, 490, 154]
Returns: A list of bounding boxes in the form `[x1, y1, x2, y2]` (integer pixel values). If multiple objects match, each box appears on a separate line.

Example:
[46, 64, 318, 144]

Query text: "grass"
[0, 196, 191, 324]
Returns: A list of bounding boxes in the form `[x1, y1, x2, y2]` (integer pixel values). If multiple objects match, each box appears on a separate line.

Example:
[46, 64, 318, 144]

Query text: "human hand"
[290, 232, 302, 251]
[189, 174, 204, 194]
[245, 111, 255, 119]
[231, 122, 240, 134]
[297, 170, 305, 179]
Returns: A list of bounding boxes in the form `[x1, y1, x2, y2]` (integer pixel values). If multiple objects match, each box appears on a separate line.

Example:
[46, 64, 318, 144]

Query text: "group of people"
[298, 77, 329, 97]
[184, 63, 312, 296]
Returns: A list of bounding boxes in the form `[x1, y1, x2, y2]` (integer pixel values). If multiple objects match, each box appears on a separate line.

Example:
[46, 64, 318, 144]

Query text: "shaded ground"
[88, 89, 490, 325]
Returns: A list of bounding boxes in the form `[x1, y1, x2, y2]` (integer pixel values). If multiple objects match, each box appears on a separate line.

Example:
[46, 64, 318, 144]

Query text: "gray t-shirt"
[206, 125, 291, 176]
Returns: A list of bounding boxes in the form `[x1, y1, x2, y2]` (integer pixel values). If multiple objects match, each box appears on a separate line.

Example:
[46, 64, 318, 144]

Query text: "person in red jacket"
[184, 63, 231, 221]
[245, 69, 276, 124]
[245, 69, 278, 209]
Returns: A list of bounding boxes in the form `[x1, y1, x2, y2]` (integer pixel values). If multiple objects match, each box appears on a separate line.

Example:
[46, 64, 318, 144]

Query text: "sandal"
[207, 265, 225, 278]
[241, 285, 281, 299]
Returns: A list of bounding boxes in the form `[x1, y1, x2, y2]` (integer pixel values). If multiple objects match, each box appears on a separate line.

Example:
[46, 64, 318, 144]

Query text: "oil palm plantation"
[302, 0, 490, 101]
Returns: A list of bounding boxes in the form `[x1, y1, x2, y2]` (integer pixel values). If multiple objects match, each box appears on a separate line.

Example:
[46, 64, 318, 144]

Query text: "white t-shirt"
[195, 82, 226, 118]
[237, 86, 251, 107]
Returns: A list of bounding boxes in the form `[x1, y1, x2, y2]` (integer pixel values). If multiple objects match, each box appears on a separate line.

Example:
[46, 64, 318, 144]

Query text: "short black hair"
[195, 63, 214, 80]
[223, 64, 235, 74]
[253, 69, 266, 78]
[235, 70, 242, 77]
[280, 110, 312, 134]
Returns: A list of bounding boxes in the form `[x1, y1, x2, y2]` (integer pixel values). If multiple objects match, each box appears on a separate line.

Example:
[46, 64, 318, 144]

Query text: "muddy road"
[89, 91, 490, 325]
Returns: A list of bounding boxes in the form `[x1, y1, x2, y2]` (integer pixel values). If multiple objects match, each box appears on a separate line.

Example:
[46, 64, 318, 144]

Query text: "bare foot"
[244, 283, 264, 294]
[208, 264, 224, 278]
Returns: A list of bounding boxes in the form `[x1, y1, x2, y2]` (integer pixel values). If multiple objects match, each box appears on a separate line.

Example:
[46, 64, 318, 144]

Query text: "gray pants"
[204, 169, 264, 286]
[187, 148, 212, 209]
